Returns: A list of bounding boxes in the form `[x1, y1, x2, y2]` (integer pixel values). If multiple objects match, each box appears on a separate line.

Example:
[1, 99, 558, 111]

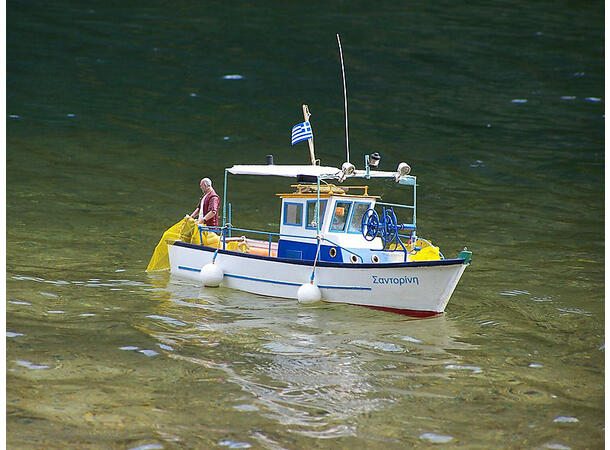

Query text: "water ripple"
[350, 340, 405, 353]
[261, 342, 319, 355]
[543, 443, 571, 449]
[500, 289, 530, 296]
[128, 445, 164, 450]
[7, 331, 24, 338]
[553, 416, 579, 423]
[556, 308, 591, 316]
[233, 404, 259, 412]
[146, 314, 187, 327]
[12, 274, 149, 289]
[14, 360, 51, 370]
[531, 296, 552, 302]
[420, 432, 454, 443]
[218, 439, 251, 448]
[445, 364, 483, 374]
[400, 335, 424, 344]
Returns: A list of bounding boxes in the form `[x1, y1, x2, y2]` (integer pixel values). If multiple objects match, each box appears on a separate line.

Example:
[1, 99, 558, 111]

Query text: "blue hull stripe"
[224, 273, 301, 287]
[180, 270, 371, 291]
[178, 265, 201, 272]
[318, 285, 371, 291]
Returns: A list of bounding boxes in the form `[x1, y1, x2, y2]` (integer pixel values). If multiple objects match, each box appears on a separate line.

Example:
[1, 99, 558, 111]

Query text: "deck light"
[395, 162, 411, 181]
[369, 152, 381, 169]
[339, 162, 355, 182]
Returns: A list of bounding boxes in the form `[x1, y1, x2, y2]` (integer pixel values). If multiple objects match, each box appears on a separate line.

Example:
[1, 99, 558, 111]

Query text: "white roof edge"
[226, 165, 341, 178]
[226, 164, 415, 182]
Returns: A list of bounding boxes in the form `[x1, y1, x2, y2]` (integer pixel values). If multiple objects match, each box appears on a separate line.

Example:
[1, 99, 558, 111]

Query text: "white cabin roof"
[226, 164, 410, 182]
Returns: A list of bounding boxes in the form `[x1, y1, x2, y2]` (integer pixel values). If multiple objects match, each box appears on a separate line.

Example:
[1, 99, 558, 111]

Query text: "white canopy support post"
[302, 104, 316, 165]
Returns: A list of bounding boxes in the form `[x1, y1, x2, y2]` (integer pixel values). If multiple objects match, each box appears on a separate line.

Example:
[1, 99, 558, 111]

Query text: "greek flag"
[291, 121, 313, 146]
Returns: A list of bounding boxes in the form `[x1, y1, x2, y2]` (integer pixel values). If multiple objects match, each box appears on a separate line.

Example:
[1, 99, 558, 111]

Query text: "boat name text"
[372, 275, 419, 286]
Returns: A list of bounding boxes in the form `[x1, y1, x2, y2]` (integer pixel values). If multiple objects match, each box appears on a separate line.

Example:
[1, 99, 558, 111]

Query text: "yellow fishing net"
[409, 243, 441, 261]
[146, 217, 220, 272]
[389, 238, 441, 261]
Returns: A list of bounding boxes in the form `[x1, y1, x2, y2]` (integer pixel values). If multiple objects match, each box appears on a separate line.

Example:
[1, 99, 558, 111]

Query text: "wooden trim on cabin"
[276, 184, 381, 199]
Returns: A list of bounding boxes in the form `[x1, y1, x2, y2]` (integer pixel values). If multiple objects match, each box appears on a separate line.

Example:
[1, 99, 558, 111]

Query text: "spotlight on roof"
[339, 162, 355, 182]
[395, 162, 411, 181]
[369, 152, 381, 169]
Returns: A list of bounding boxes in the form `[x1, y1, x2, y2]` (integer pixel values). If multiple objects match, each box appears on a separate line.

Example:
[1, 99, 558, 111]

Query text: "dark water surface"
[7, 1, 604, 448]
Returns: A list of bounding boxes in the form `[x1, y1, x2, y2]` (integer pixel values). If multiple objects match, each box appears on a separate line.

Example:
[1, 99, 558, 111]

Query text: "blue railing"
[198, 224, 365, 263]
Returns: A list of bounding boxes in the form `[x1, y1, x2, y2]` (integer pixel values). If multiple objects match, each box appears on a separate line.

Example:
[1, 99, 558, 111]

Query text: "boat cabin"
[277, 184, 398, 263]
[211, 164, 422, 264]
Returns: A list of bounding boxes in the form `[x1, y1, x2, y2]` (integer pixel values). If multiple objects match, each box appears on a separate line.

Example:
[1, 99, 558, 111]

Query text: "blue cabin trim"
[277, 239, 343, 262]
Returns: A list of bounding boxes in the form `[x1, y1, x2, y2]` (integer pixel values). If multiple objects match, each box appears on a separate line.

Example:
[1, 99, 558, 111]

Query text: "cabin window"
[283, 202, 303, 226]
[347, 202, 372, 233]
[330, 201, 353, 232]
[305, 200, 327, 229]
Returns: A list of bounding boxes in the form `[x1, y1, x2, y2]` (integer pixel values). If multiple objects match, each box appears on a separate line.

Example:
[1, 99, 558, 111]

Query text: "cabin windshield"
[347, 202, 372, 233]
[306, 200, 327, 229]
[330, 201, 353, 232]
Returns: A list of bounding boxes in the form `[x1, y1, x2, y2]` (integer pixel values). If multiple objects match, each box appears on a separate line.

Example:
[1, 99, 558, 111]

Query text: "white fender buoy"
[200, 263, 223, 287]
[297, 283, 321, 304]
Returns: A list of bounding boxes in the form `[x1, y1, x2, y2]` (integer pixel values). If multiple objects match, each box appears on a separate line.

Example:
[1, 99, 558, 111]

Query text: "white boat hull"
[168, 241, 469, 316]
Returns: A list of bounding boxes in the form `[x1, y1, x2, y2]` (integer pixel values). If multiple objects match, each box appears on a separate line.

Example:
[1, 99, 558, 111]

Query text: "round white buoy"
[297, 283, 321, 304]
[200, 263, 223, 287]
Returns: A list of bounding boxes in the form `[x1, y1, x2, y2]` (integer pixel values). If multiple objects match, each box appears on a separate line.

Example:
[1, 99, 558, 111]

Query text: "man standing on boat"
[188, 177, 220, 227]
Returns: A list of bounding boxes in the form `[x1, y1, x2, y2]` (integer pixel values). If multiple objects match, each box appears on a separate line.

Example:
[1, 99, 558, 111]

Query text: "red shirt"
[195, 188, 220, 227]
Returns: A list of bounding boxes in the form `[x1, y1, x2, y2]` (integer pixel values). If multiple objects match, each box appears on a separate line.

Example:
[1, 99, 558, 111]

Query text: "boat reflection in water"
[141, 275, 472, 437]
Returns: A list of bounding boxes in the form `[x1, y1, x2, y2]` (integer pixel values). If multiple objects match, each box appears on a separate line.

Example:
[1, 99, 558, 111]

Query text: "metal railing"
[198, 224, 365, 263]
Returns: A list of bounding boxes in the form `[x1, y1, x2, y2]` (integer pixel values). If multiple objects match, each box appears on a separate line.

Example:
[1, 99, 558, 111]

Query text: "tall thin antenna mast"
[337, 33, 350, 164]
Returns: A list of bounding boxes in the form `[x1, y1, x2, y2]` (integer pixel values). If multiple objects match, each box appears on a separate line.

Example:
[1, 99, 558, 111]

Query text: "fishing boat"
[146, 36, 471, 316]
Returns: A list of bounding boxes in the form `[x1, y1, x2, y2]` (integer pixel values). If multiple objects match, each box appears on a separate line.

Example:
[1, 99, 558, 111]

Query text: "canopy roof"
[227, 165, 340, 178]
[226, 164, 413, 182]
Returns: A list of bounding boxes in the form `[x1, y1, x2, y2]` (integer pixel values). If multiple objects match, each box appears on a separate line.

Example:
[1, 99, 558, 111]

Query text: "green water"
[7, 1, 604, 448]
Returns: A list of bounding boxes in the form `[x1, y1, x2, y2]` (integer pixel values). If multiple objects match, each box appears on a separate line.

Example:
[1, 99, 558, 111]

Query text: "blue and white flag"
[291, 121, 313, 146]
